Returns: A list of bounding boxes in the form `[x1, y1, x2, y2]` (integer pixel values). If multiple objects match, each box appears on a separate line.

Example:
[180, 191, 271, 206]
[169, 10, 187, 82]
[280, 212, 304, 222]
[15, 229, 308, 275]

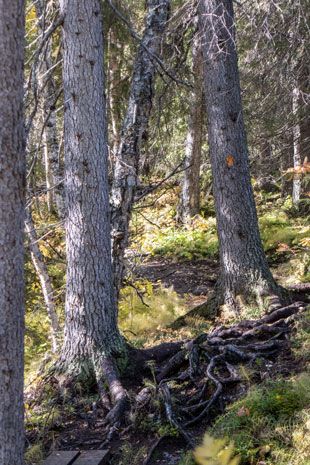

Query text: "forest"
[1, 0, 310, 464]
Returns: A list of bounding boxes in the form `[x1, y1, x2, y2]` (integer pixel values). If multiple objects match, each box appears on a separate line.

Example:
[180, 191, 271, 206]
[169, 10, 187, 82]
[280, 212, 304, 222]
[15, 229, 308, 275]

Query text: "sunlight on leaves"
[194, 434, 240, 465]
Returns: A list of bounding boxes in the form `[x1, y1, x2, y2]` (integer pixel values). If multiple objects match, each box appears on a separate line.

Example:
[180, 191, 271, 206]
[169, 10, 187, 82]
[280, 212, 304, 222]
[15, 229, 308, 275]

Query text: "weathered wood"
[73, 450, 110, 465]
[43, 451, 80, 465]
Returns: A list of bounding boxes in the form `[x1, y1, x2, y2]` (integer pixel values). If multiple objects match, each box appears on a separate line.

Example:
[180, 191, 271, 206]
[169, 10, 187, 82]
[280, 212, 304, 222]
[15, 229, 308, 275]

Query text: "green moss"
[25, 444, 44, 465]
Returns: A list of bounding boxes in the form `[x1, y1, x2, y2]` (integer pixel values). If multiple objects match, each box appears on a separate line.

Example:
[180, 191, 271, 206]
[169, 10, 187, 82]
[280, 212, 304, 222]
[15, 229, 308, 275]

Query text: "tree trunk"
[58, 0, 127, 409]
[35, 0, 66, 218]
[25, 209, 61, 353]
[0, 1, 25, 463]
[178, 31, 203, 221]
[292, 85, 302, 205]
[198, 0, 279, 310]
[111, 0, 170, 300]
[107, 29, 122, 157]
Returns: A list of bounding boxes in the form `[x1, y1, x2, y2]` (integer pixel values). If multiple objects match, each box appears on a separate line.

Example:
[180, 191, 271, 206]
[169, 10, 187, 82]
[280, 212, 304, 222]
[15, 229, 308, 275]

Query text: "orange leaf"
[276, 243, 290, 252]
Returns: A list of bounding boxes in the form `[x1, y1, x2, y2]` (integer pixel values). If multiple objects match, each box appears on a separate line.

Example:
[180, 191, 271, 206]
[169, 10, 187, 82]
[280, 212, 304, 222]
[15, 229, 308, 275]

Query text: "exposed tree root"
[138, 300, 308, 456]
[100, 357, 130, 427]
[26, 299, 309, 462]
[142, 434, 170, 465]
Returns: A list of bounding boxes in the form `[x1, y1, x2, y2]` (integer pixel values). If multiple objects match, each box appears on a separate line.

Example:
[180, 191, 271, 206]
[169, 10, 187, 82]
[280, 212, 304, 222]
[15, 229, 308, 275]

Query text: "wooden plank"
[43, 451, 80, 465]
[73, 450, 111, 465]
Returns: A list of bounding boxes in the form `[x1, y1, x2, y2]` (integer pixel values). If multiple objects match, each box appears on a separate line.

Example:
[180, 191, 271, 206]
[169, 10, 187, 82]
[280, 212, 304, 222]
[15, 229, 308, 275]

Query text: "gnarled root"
[99, 357, 130, 427]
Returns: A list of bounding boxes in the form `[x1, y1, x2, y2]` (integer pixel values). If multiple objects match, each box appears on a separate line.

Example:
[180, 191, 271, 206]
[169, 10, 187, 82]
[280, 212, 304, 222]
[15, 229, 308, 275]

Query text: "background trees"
[22, 0, 310, 382]
[19, 1, 310, 463]
[0, 1, 25, 464]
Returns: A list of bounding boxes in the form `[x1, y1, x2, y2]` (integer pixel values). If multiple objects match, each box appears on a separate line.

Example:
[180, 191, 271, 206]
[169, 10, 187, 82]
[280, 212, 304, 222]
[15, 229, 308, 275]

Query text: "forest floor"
[24, 191, 310, 465]
[25, 253, 310, 465]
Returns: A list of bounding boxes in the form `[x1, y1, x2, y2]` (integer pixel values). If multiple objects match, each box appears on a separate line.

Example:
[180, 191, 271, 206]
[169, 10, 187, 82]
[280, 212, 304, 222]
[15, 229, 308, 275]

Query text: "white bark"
[292, 85, 302, 205]
[0, 0, 25, 463]
[111, 0, 170, 300]
[25, 209, 61, 353]
[35, 0, 66, 218]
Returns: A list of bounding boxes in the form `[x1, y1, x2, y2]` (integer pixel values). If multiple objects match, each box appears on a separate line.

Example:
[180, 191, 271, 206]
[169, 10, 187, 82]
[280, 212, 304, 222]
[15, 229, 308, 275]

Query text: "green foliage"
[194, 434, 240, 465]
[178, 452, 195, 465]
[138, 414, 179, 437]
[258, 211, 297, 253]
[292, 308, 310, 362]
[25, 443, 44, 465]
[116, 443, 148, 465]
[209, 374, 310, 464]
[152, 221, 218, 260]
[118, 279, 186, 337]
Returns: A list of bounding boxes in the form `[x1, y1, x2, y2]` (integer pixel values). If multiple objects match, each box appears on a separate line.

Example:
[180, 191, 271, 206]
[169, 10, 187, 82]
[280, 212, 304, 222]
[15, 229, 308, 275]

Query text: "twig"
[135, 161, 187, 202]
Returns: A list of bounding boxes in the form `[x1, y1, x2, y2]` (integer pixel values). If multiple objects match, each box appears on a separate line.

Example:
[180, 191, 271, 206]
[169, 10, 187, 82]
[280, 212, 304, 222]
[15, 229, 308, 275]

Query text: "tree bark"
[292, 85, 302, 205]
[35, 0, 66, 218]
[111, 0, 170, 300]
[25, 209, 61, 353]
[107, 29, 122, 157]
[178, 31, 203, 221]
[58, 0, 127, 390]
[0, 1, 25, 463]
[198, 0, 279, 309]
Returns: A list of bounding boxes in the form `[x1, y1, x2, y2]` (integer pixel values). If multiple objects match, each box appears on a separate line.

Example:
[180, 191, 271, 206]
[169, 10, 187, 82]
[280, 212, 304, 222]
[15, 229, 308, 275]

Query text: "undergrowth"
[209, 373, 310, 465]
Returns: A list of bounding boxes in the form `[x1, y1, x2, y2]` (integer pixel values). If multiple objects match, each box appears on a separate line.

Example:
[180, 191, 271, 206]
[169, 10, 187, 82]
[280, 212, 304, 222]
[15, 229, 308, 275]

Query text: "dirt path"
[136, 257, 218, 298]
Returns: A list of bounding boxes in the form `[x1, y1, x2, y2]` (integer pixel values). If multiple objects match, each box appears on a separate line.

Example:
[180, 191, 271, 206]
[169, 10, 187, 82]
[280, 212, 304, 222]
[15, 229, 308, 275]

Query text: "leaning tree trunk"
[198, 0, 279, 310]
[0, 1, 25, 464]
[178, 30, 203, 222]
[58, 0, 128, 419]
[35, 0, 66, 218]
[110, 0, 170, 301]
[25, 209, 61, 353]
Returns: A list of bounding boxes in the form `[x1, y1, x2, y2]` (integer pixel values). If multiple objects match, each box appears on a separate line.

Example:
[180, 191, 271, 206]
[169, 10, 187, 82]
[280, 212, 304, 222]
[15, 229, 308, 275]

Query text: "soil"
[136, 257, 218, 310]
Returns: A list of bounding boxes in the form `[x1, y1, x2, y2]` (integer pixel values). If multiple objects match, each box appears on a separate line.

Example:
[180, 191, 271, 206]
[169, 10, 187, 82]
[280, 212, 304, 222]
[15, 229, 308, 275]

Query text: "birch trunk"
[25, 209, 61, 353]
[0, 1, 25, 463]
[292, 86, 302, 205]
[108, 29, 122, 156]
[35, 0, 66, 218]
[179, 32, 203, 221]
[198, 0, 279, 310]
[58, 0, 127, 408]
[111, 0, 170, 299]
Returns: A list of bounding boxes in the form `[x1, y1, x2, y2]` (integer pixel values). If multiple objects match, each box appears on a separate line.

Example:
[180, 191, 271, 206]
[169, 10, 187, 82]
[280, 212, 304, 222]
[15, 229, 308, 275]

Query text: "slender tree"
[198, 0, 280, 311]
[57, 0, 128, 422]
[35, 0, 66, 218]
[25, 209, 60, 353]
[178, 28, 203, 221]
[0, 0, 25, 463]
[110, 0, 170, 300]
